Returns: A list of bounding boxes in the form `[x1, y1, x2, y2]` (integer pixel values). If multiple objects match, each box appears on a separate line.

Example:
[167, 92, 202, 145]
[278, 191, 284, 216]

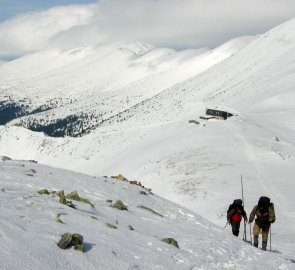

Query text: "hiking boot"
[262, 241, 267, 251]
[253, 236, 258, 248]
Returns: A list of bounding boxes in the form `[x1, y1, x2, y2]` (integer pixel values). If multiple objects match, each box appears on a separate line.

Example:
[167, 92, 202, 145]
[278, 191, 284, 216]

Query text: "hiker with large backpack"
[248, 196, 276, 250]
[227, 199, 248, 237]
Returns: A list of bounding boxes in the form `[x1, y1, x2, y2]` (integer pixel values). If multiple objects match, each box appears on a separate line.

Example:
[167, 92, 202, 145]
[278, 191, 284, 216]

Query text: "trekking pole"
[249, 224, 252, 245]
[243, 220, 246, 241]
[241, 174, 247, 241]
[224, 221, 229, 229]
[270, 226, 272, 251]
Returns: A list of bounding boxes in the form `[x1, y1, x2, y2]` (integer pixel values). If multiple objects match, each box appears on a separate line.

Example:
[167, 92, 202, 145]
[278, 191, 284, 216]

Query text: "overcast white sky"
[1, 0, 295, 59]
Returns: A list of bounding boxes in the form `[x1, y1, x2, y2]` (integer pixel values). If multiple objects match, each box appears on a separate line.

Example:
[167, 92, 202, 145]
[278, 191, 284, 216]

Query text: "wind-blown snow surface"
[1, 17, 295, 264]
[0, 159, 293, 270]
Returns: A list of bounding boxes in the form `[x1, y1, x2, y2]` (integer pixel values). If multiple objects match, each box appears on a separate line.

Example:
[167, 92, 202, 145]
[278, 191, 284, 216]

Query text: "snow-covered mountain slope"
[0, 159, 293, 270]
[1, 17, 295, 262]
[0, 36, 254, 135]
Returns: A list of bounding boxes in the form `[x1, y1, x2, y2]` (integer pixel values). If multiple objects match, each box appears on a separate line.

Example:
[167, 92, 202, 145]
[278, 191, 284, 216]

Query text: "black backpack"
[258, 196, 270, 208]
[233, 199, 243, 206]
[227, 199, 243, 213]
[257, 196, 275, 226]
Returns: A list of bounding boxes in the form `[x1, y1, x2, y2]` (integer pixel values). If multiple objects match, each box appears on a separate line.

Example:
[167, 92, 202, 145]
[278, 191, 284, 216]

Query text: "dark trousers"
[231, 221, 241, 236]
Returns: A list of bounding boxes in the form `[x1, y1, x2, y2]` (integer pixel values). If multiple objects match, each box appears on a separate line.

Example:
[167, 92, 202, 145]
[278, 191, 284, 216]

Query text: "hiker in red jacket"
[227, 199, 248, 237]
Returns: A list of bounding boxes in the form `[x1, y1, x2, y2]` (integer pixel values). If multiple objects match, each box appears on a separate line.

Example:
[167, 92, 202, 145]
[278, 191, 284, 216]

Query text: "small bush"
[66, 191, 94, 208]
[38, 189, 49, 195]
[106, 223, 117, 229]
[57, 190, 67, 204]
[65, 191, 80, 201]
[56, 213, 64, 224]
[57, 190, 76, 208]
[137, 205, 163, 217]
[79, 197, 94, 208]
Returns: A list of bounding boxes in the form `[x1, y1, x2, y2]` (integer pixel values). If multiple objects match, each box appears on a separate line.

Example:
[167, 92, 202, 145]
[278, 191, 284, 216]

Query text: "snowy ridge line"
[0, 37, 254, 134]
